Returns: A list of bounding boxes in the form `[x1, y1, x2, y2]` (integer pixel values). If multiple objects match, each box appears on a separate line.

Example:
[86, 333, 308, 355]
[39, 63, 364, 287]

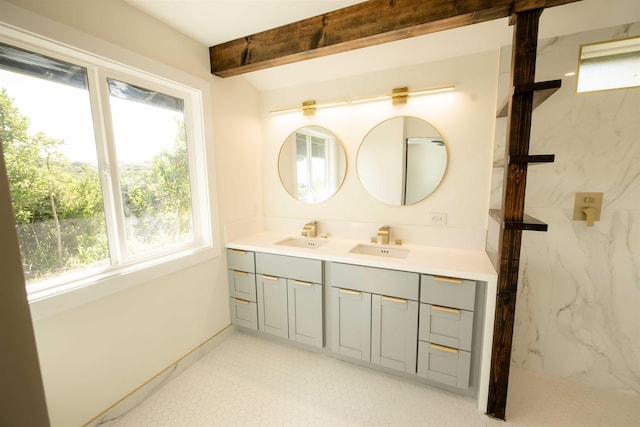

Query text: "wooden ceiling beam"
[209, 0, 580, 77]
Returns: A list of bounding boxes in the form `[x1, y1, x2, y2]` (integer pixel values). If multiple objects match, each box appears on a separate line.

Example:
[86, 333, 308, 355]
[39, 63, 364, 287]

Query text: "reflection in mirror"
[357, 116, 447, 205]
[278, 126, 347, 203]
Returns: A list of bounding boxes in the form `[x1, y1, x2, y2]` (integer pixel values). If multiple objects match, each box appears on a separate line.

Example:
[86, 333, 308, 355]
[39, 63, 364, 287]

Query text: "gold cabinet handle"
[230, 249, 247, 254]
[430, 343, 458, 354]
[234, 298, 250, 305]
[434, 276, 463, 284]
[432, 305, 460, 314]
[234, 271, 248, 276]
[383, 296, 407, 304]
[261, 275, 278, 281]
[294, 280, 313, 287]
[339, 288, 361, 295]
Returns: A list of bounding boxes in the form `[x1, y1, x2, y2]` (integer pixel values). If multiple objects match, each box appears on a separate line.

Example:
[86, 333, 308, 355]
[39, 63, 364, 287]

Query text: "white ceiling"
[124, 0, 640, 91]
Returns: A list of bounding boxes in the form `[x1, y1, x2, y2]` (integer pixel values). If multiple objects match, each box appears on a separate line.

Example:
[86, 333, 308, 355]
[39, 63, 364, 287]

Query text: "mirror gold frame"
[357, 116, 447, 205]
[278, 125, 347, 204]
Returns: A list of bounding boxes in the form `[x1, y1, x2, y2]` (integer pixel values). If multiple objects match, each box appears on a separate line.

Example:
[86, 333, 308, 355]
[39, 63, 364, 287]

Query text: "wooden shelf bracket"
[486, 8, 562, 421]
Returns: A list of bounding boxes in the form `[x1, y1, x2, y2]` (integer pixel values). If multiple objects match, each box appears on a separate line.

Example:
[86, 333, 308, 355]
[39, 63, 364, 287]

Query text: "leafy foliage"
[1, 88, 193, 283]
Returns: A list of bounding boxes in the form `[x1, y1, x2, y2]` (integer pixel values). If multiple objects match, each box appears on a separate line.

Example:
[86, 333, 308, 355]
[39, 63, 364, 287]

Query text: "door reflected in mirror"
[357, 116, 447, 205]
[278, 126, 347, 203]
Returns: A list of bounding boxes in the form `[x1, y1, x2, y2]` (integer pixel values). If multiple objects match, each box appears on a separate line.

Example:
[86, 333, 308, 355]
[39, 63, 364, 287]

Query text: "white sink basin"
[348, 243, 409, 259]
[275, 237, 328, 249]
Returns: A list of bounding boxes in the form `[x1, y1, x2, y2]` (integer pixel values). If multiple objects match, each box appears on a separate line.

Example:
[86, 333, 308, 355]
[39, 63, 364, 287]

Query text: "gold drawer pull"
[294, 280, 313, 287]
[432, 305, 460, 314]
[434, 276, 463, 284]
[234, 298, 250, 305]
[230, 249, 247, 254]
[383, 296, 407, 304]
[430, 343, 458, 354]
[234, 271, 248, 276]
[339, 288, 361, 295]
[262, 275, 278, 281]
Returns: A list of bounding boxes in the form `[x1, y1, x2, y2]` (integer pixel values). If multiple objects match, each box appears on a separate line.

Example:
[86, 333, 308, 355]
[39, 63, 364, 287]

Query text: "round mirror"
[357, 116, 447, 205]
[278, 126, 347, 203]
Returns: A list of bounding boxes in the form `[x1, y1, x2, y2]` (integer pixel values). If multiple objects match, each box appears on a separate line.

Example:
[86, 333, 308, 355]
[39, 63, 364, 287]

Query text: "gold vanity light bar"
[348, 94, 391, 104]
[409, 86, 456, 96]
[269, 85, 455, 115]
[301, 100, 316, 116]
[392, 87, 409, 105]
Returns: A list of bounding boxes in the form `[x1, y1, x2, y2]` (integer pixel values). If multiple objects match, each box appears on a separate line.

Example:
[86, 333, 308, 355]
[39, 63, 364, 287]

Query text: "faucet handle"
[302, 220, 318, 238]
[376, 225, 390, 244]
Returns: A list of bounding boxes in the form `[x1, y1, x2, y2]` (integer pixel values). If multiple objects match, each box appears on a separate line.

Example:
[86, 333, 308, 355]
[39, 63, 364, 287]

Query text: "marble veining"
[490, 22, 640, 395]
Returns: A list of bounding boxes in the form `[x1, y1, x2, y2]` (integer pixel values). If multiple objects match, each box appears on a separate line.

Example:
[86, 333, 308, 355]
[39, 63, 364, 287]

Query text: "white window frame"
[576, 36, 640, 93]
[0, 23, 218, 318]
[295, 127, 339, 203]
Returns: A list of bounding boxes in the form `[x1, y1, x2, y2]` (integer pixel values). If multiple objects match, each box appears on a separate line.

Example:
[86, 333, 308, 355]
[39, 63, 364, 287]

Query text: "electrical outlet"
[428, 212, 447, 226]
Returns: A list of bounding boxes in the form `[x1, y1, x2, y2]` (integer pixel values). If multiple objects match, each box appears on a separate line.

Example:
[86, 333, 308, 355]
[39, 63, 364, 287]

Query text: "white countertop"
[226, 231, 497, 282]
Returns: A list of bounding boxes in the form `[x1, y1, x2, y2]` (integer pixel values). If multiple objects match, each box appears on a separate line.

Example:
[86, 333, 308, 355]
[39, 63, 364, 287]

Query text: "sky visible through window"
[0, 68, 180, 163]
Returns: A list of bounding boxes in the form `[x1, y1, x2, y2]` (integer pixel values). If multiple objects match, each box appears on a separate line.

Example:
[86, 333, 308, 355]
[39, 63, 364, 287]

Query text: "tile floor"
[112, 331, 640, 426]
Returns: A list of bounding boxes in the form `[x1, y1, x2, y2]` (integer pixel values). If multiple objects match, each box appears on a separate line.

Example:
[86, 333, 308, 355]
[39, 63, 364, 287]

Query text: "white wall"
[212, 75, 264, 225]
[489, 22, 640, 394]
[2, 1, 635, 425]
[260, 51, 499, 247]
[0, 1, 262, 426]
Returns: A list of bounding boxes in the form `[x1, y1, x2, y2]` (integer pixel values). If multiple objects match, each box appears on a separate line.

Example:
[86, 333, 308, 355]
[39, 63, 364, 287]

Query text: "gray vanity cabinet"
[417, 275, 476, 388]
[329, 262, 419, 373]
[330, 287, 372, 361]
[229, 298, 259, 330]
[227, 249, 258, 331]
[228, 270, 257, 302]
[371, 294, 419, 372]
[287, 279, 323, 347]
[417, 341, 471, 388]
[255, 252, 324, 347]
[257, 274, 289, 338]
[419, 304, 473, 351]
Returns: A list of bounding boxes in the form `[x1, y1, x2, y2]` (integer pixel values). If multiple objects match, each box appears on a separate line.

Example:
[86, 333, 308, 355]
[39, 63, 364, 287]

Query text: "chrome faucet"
[301, 221, 317, 238]
[377, 225, 390, 244]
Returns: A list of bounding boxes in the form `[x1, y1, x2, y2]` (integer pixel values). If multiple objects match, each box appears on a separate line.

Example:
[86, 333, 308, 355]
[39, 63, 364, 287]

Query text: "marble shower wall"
[490, 23, 640, 394]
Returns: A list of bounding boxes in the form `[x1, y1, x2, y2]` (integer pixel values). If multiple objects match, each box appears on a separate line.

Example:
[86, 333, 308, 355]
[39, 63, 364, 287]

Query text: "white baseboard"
[84, 326, 235, 427]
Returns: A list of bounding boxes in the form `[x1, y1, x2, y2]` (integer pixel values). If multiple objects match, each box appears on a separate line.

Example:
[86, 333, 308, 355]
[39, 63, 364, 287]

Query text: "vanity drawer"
[417, 341, 471, 389]
[255, 252, 322, 283]
[227, 270, 257, 302]
[229, 298, 258, 330]
[420, 275, 476, 311]
[419, 303, 473, 351]
[329, 262, 419, 301]
[227, 249, 255, 273]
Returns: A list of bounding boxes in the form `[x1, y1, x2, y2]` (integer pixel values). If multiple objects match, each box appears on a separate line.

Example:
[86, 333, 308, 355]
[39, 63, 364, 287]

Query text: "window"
[577, 36, 640, 93]
[0, 38, 212, 298]
[294, 128, 340, 203]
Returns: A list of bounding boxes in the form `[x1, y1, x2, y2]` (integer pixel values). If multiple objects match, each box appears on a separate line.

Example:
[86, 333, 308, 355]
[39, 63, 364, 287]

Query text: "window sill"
[28, 246, 219, 322]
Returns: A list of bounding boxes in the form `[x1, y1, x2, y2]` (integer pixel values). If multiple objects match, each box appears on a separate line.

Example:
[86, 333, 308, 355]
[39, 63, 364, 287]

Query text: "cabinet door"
[417, 341, 471, 389]
[256, 252, 322, 283]
[257, 275, 288, 338]
[330, 287, 371, 361]
[287, 280, 323, 348]
[419, 303, 473, 351]
[420, 274, 476, 311]
[371, 294, 418, 373]
[229, 298, 258, 330]
[226, 249, 255, 273]
[227, 270, 256, 302]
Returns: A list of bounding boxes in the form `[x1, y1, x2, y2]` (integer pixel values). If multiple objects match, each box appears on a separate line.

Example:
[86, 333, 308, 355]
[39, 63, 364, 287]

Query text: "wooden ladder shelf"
[486, 9, 561, 421]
